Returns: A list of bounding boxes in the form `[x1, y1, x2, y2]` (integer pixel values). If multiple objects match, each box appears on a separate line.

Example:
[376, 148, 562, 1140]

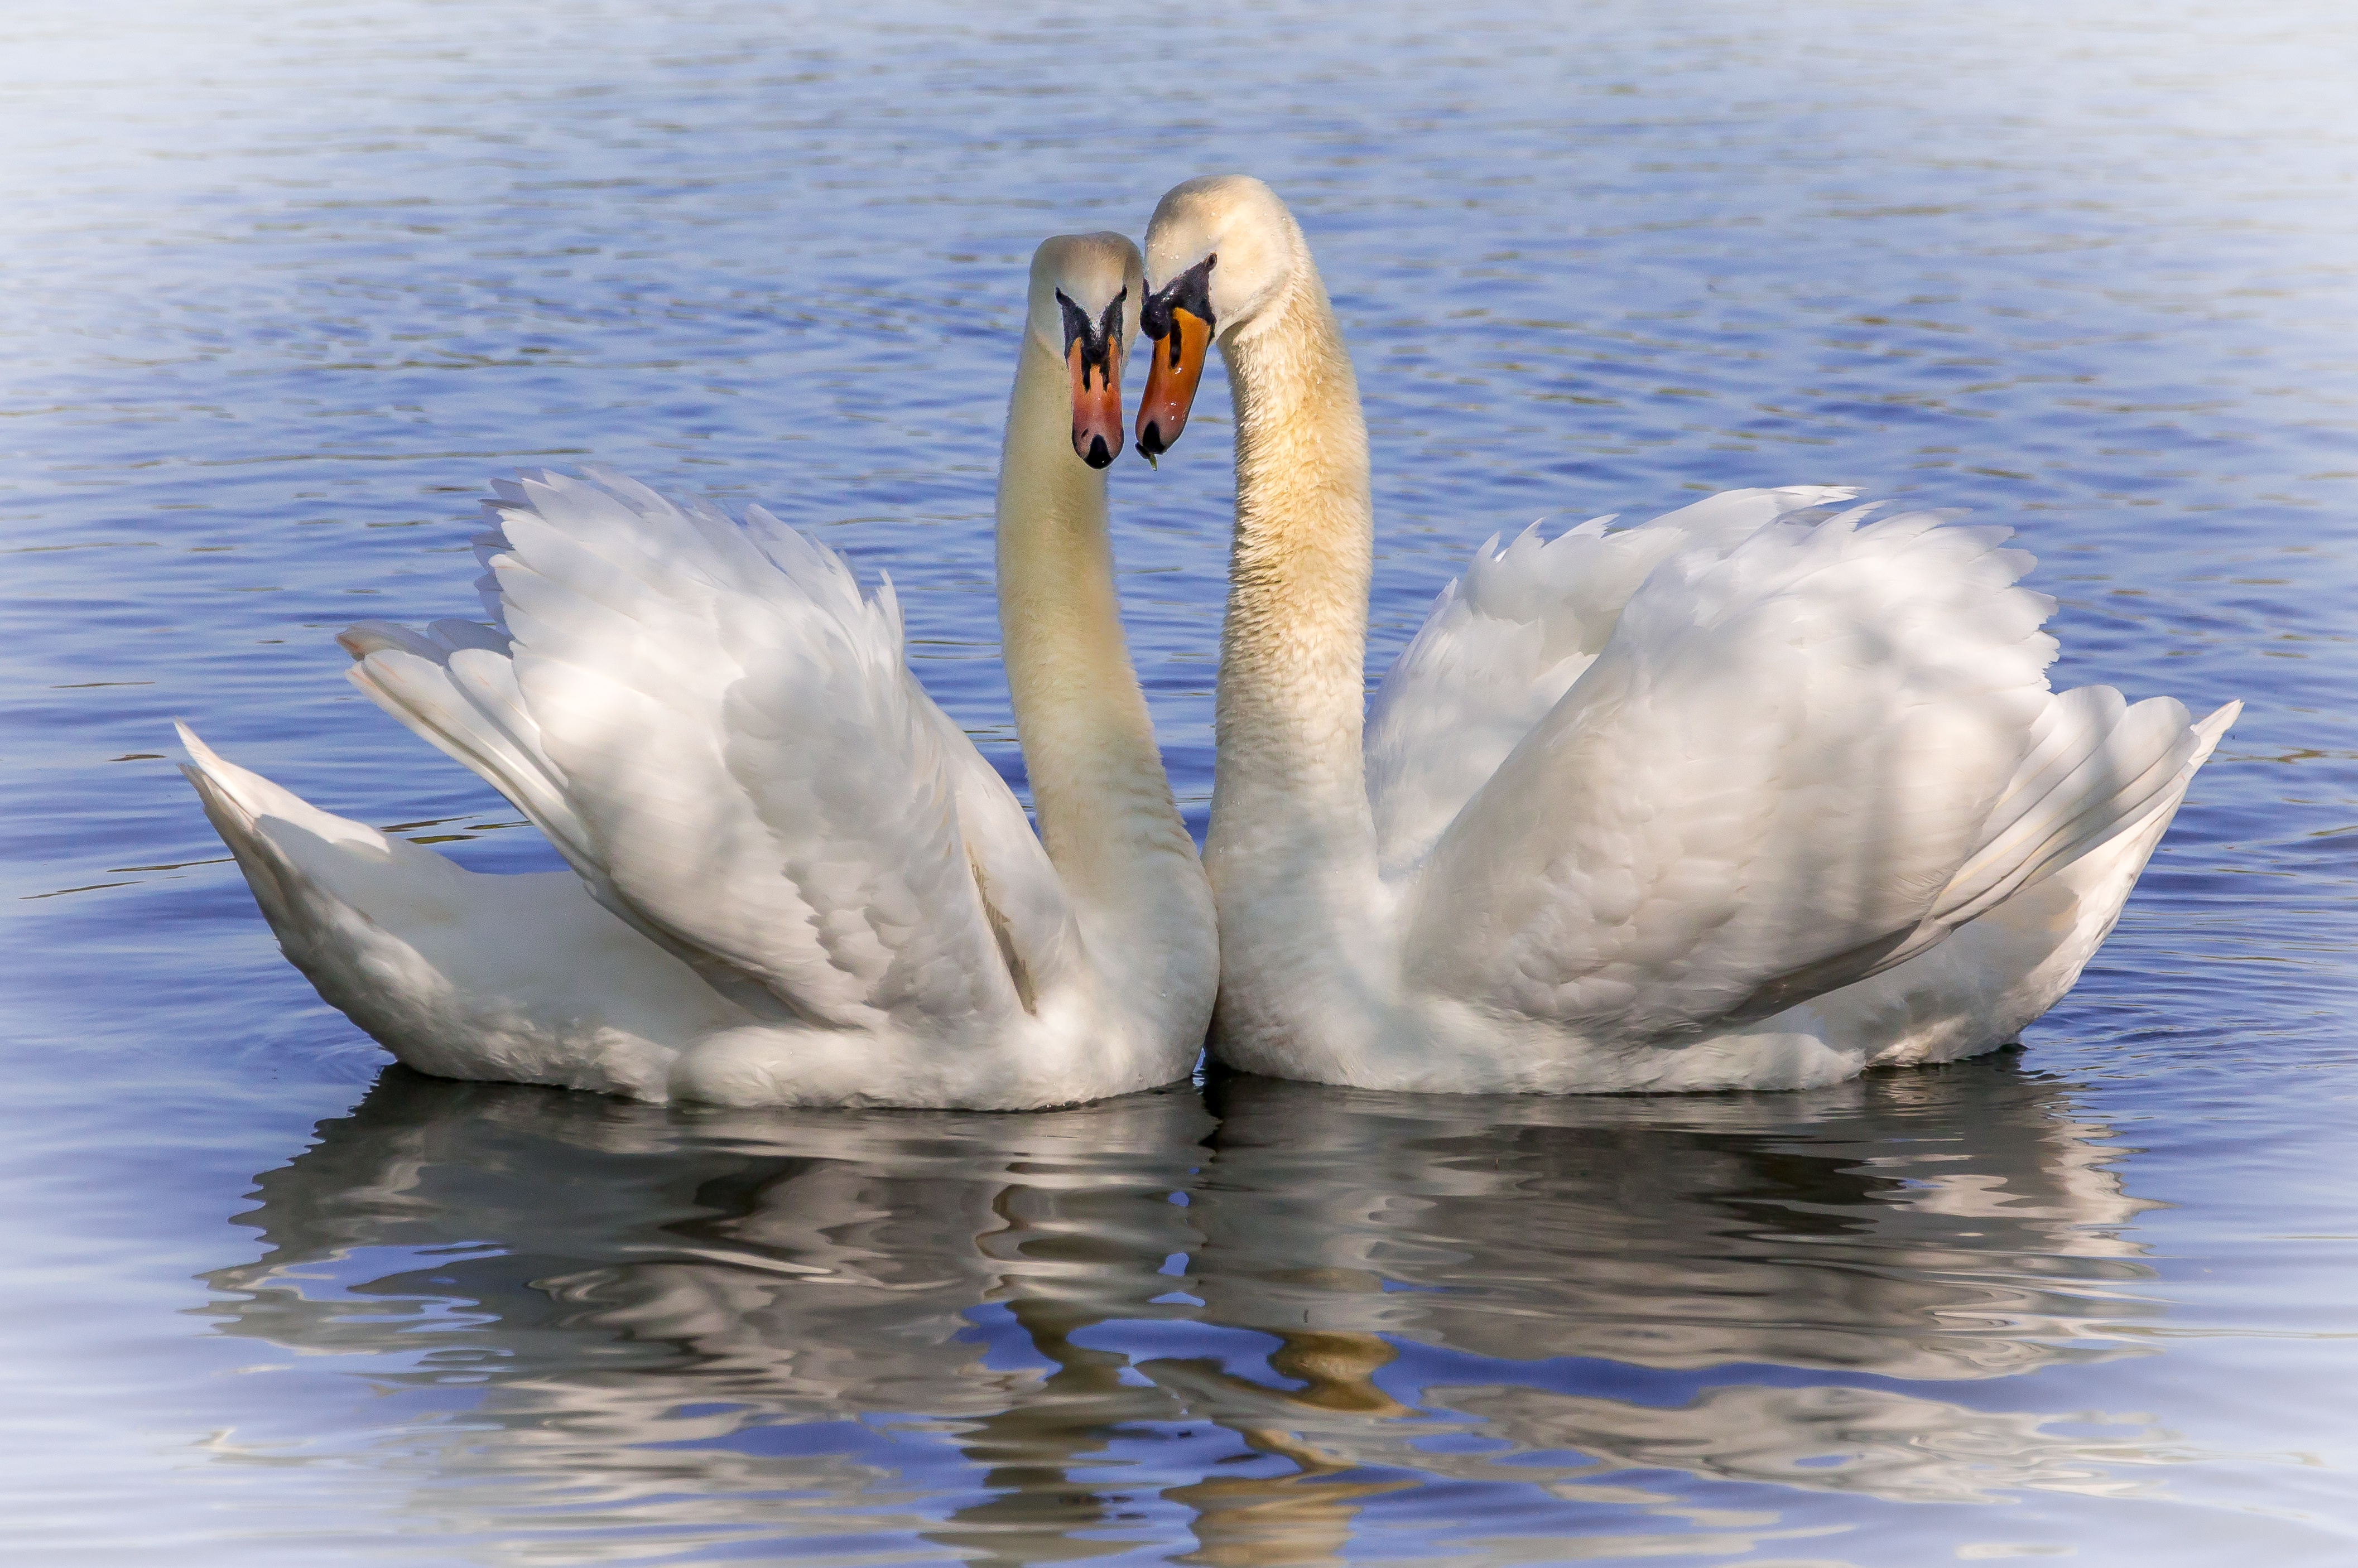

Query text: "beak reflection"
[1137, 254, 1216, 462]
[1057, 288, 1126, 469]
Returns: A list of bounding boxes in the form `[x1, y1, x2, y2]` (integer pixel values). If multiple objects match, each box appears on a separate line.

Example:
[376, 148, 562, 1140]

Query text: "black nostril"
[1086, 435, 1111, 469]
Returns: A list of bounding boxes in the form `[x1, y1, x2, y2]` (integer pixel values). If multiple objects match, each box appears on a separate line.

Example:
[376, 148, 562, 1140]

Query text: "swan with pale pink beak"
[180, 232, 1216, 1109]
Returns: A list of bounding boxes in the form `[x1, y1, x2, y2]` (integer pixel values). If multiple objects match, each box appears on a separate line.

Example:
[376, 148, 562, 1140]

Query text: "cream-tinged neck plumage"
[1206, 252, 1378, 872]
[1197, 241, 1389, 1070]
[995, 330, 1204, 959]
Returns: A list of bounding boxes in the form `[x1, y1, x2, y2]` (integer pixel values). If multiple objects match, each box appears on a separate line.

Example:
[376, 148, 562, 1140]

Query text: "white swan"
[1132, 175, 2238, 1094]
[180, 232, 1216, 1108]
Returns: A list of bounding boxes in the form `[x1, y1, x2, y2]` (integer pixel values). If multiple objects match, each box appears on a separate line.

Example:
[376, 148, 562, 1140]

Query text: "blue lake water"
[4, 0, 2355, 1561]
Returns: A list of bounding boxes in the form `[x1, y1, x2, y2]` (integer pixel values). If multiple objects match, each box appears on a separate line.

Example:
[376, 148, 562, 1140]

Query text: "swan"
[1132, 175, 2239, 1094]
[179, 231, 1216, 1108]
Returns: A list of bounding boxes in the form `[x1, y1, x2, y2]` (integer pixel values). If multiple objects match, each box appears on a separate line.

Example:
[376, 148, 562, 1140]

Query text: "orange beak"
[1056, 287, 1127, 469]
[1136, 307, 1210, 464]
[1136, 253, 1218, 464]
[1069, 336, 1123, 470]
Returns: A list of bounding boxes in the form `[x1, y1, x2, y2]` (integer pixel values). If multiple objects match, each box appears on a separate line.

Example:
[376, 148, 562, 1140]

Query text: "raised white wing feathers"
[341, 469, 1074, 1034]
[1365, 486, 1857, 878]
[1387, 501, 2204, 1042]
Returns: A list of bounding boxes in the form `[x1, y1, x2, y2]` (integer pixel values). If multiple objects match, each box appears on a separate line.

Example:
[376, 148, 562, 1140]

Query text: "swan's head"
[1136, 175, 1302, 460]
[1027, 231, 1144, 470]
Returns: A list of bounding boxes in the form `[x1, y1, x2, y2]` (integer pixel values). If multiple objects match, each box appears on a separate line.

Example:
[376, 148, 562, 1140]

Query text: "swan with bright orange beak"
[1134, 253, 1214, 464]
[1134, 175, 1313, 465]
[1128, 173, 2238, 1101]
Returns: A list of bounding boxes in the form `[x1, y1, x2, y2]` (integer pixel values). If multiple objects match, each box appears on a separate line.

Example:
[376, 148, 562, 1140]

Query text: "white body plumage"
[1138, 175, 2236, 1093]
[183, 237, 1216, 1108]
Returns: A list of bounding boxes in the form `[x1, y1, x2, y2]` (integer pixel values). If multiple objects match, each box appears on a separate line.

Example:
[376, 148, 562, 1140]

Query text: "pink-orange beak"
[1057, 288, 1126, 469]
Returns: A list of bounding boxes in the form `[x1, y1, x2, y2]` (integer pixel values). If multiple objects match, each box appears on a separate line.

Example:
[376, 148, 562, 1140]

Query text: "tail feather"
[1793, 698, 2238, 1073]
[177, 722, 403, 933]
[2188, 698, 2241, 761]
[175, 721, 469, 990]
[174, 723, 716, 1101]
[179, 725, 307, 935]
[1934, 688, 2205, 930]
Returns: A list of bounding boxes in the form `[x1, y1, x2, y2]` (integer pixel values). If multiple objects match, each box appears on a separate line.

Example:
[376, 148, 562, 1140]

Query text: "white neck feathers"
[995, 335, 1200, 926]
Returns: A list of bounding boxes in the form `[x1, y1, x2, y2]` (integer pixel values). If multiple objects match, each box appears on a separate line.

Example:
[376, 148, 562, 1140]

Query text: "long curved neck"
[1205, 265, 1377, 879]
[995, 337, 1201, 936]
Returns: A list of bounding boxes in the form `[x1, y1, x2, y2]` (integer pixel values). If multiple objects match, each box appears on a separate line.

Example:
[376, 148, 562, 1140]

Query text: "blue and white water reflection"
[3, 0, 2355, 1562]
[199, 1066, 2204, 1560]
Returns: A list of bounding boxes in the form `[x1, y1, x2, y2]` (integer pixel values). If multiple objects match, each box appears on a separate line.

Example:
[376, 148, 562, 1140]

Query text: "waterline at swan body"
[1137, 175, 2238, 1094]
[181, 233, 1216, 1108]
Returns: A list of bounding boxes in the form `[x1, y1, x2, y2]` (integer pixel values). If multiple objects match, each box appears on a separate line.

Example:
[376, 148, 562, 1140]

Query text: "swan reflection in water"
[205, 1059, 2191, 1562]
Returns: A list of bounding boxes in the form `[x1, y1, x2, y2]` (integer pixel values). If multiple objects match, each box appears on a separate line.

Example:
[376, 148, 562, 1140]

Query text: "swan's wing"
[340, 469, 1075, 1032]
[1366, 486, 1856, 879]
[1401, 505, 2206, 1042]
[921, 686, 1080, 1012]
[1784, 699, 2239, 1074]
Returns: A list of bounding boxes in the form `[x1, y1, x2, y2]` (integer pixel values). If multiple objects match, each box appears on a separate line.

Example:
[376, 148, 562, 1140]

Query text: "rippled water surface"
[6, 1, 2356, 1562]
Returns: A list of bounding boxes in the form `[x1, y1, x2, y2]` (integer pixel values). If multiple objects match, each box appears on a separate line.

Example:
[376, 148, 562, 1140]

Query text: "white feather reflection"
[203, 1059, 2201, 1562]
[1186, 1068, 2161, 1379]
